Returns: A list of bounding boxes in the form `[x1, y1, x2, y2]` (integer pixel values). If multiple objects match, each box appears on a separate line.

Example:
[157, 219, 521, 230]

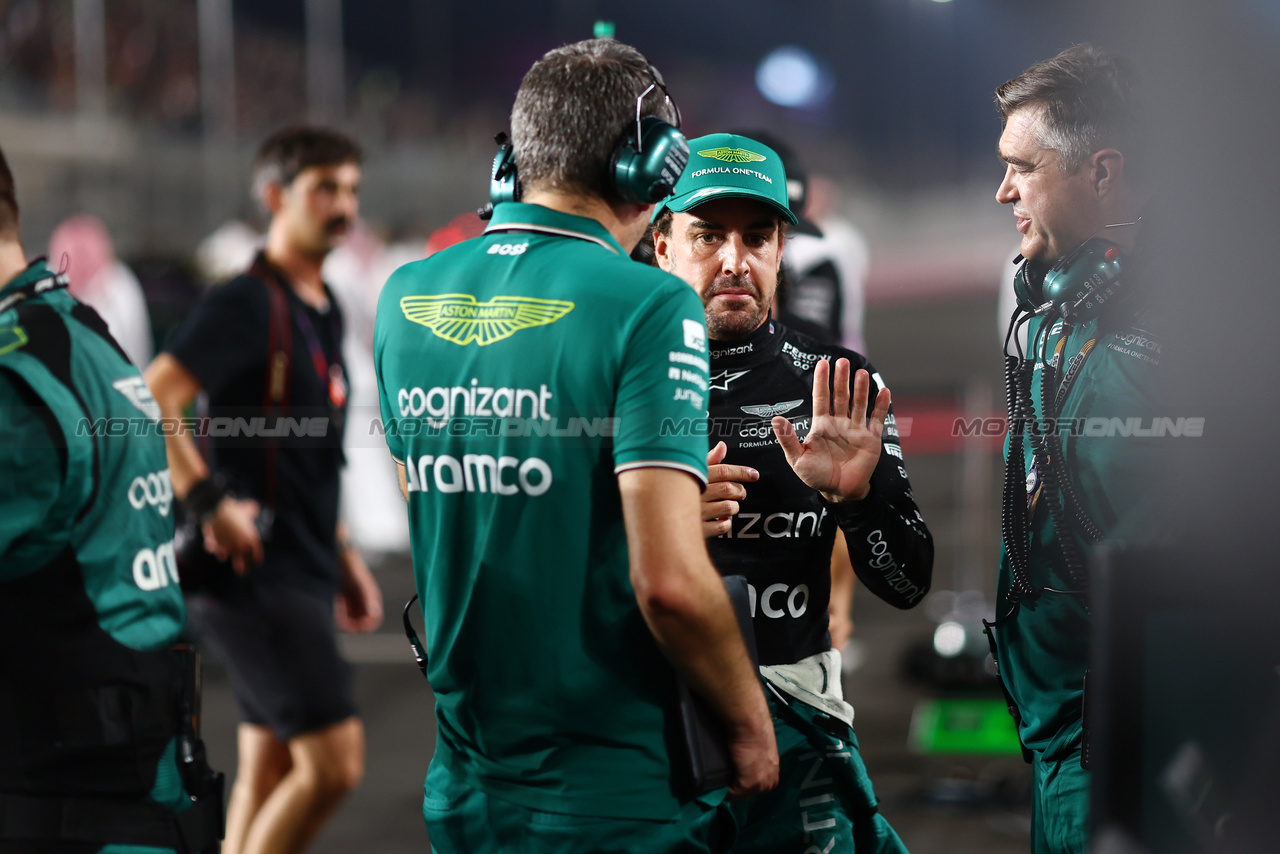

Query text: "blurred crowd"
[0, 0, 437, 139]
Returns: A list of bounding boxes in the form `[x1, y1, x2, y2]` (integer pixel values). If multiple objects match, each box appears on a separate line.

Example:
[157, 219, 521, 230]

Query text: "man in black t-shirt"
[145, 127, 382, 854]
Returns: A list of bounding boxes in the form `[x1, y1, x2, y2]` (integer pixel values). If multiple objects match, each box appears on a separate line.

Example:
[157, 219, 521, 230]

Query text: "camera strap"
[250, 253, 293, 511]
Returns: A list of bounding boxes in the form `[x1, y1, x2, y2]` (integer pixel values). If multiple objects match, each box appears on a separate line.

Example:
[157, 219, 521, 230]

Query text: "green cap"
[652, 133, 797, 225]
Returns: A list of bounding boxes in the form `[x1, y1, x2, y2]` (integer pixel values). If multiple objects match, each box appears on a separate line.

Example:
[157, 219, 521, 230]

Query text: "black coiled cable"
[999, 309, 1104, 617]
[996, 309, 1040, 623]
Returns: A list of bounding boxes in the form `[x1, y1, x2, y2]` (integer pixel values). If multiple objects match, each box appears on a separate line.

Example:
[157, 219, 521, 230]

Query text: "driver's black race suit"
[703, 317, 933, 854]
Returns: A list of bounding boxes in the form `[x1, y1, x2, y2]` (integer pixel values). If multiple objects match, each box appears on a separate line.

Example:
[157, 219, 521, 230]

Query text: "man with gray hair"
[374, 38, 777, 853]
[987, 43, 1159, 854]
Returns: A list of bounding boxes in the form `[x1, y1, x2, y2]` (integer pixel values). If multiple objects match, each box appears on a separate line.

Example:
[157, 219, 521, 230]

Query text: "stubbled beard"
[703, 274, 767, 342]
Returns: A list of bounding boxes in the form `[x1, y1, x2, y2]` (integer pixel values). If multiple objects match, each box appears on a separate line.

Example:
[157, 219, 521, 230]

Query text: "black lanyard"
[250, 253, 347, 419]
[291, 303, 347, 415]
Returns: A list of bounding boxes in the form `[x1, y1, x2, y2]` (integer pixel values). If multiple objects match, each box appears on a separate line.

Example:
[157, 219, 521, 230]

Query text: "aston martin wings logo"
[740, 400, 804, 418]
[697, 147, 767, 164]
[400, 294, 575, 346]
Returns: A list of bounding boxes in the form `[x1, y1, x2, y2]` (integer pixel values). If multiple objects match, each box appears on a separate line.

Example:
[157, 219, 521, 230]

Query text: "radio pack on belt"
[0, 645, 225, 852]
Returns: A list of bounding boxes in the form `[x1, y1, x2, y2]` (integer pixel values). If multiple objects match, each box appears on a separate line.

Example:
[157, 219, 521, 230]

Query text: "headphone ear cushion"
[1014, 258, 1049, 311]
[611, 117, 689, 204]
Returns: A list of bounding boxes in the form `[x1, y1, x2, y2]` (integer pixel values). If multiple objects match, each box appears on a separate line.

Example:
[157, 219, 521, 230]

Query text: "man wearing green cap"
[651, 133, 934, 853]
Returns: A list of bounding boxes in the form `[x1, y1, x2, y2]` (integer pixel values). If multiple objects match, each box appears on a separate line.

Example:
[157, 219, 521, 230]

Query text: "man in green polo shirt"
[0, 144, 221, 851]
[990, 44, 1161, 854]
[374, 38, 777, 853]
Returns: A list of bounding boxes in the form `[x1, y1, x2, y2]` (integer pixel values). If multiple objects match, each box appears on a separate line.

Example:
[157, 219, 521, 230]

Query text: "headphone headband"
[481, 63, 689, 217]
[634, 64, 682, 149]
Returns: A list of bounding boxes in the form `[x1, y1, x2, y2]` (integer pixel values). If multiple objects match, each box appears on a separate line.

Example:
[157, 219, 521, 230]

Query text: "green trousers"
[728, 689, 908, 854]
[422, 759, 732, 854]
[1031, 747, 1089, 854]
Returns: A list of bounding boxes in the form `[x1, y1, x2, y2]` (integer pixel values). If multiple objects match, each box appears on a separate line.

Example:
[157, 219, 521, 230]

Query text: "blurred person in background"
[0, 143, 222, 852]
[145, 127, 382, 854]
[322, 219, 418, 556]
[375, 39, 777, 852]
[987, 44, 1158, 854]
[652, 132, 934, 854]
[738, 131, 870, 355]
[48, 213, 154, 366]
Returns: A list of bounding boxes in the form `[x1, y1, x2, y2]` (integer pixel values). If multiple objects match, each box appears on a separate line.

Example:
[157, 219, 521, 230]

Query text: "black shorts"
[189, 578, 356, 740]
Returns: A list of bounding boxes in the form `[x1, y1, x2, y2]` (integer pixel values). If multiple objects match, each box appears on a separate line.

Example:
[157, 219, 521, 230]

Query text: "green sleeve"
[0, 372, 63, 571]
[612, 279, 710, 484]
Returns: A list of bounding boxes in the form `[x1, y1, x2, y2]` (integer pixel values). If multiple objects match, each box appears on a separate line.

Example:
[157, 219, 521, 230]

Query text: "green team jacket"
[0, 260, 189, 844]
[993, 302, 1177, 761]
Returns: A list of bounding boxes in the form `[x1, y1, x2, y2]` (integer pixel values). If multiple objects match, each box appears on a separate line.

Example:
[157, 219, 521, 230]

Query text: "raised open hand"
[771, 358, 891, 503]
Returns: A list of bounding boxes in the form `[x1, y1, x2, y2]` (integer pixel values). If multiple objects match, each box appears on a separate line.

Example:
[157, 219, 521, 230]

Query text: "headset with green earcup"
[609, 64, 689, 203]
[477, 133, 520, 220]
[611, 115, 689, 204]
[478, 65, 688, 219]
[1013, 238, 1126, 322]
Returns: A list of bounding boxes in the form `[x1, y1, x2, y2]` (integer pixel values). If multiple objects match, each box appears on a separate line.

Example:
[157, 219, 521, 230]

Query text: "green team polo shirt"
[374, 202, 712, 820]
[994, 306, 1173, 760]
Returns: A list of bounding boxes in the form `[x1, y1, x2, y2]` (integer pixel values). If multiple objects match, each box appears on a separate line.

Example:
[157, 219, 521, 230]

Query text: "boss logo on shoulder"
[487, 242, 529, 256]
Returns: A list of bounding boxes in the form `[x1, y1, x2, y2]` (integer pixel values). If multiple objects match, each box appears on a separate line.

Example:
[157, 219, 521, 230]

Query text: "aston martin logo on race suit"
[400, 294, 575, 347]
[696, 147, 767, 164]
[740, 399, 804, 419]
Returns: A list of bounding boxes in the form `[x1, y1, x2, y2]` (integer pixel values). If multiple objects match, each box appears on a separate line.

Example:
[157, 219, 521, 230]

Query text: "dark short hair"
[252, 126, 362, 199]
[996, 44, 1144, 180]
[652, 208, 674, 239]
[0, 144, 18, 238]
[511, 38, 676, 203]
